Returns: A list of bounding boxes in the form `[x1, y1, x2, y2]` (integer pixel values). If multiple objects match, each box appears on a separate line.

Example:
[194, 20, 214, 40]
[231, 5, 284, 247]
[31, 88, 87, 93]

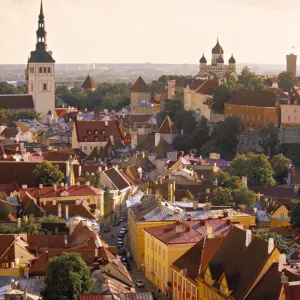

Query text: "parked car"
[135, 279, 144, 288]
[118, 247, 125, 255]
[117, 242, 124, 249]
[122, 226, 127, 232]
[118, 231, 126, 238]
[103, 227, 111, 233]
[120, 216, 127, 222]
[113, 220, 121, 226]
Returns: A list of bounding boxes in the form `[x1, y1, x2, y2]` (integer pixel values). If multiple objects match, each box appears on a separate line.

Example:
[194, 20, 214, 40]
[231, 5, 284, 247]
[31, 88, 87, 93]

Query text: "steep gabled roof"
[103, 167, 131, 191]
[150, 137, 177, 158]
[0, 95, 34, 110]
[82, 75, 97, 89]
[130, 76, 151, 93]
[157, 116, 178, 134]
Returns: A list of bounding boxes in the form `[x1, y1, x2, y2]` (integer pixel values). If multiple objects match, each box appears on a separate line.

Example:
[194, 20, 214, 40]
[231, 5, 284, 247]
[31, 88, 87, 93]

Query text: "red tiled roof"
[196, 79, 219, 95]
[27, 235, 66, 250]
[74, 120, 123, 143]
[1, 128, 19, 139]
[79, 296, 114, 300]
[144, 219, 230, 245]
[157, 116, 178, 134]
[130, 76, 151, 93]
[20, 185, 103, 199]
[103, 167, 131, 191]
[0, 95, 34, 109]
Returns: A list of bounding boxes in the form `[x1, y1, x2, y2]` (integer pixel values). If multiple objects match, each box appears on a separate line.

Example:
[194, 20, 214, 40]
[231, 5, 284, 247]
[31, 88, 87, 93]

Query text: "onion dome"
[199, 54, 207, 64]
[217, 54, 224, 64]
[229, 54, 236, 64]
[212, 38, 224, 55]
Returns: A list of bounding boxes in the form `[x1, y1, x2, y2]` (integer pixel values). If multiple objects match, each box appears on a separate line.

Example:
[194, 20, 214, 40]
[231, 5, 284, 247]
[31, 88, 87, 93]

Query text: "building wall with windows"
[281, 104, 300, 127]
[172, 269, 198, 300]
[224, 103, 280, 129]
[144, 231, 195, 296]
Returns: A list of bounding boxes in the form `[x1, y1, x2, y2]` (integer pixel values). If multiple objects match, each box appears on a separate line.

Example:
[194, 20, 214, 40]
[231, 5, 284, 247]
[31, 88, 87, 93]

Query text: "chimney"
[53, 199, 57, 205]
[242, 176, 248, 188]
[207, 226, 213, 238]
[257, 192, 261, 202]
[245, 230, 252, 247]
[155, 132, 160, 146]
[268, 238, 275, 254]
[78, 165, 82, 177]
[22, 185, 27, 190]
[278, 254, 286, 272]
[64, 235, 68, 245]
[53, 184, 57, 191]
[58, 203, 62, 218]
[193, 201, 198, 210]
[176, 223, 183, 233]
[76, 182, 80, 186]
[200, 219, 205, 226]
[39, 184, 43, 189]
[184, 226, 190, 232]
[226, 219, 231, 225]
[65, 205, 69, 220]
[181, 129, 184, 135]
[65, 183, 68, 191]
[17, 218, 21, 228]
[86, 181, 90, 186]
[60, 182, 64, 187]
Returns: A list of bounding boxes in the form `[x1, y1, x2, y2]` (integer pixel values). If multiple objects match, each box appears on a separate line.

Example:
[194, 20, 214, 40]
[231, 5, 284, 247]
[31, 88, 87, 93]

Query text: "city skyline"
[0, 0, 299, 65]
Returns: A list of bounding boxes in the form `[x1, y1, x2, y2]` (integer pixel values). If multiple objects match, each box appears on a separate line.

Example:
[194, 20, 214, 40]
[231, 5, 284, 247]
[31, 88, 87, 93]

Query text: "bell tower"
[26, 0, 55, 121]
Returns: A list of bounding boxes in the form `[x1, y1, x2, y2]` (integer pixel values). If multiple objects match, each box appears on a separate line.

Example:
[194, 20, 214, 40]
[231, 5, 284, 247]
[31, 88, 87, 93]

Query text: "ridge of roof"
[130, 76, 151, 93]
[157, 116, 178, 134]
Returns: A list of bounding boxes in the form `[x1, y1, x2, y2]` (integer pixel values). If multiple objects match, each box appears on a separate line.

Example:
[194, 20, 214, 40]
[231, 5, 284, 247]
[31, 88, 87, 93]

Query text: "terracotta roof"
[144, 219, 230, 245]
[227, 90, 279, 107]
[27, 235, 66, 250]
[130, 76, 151, 93]
[250, 186, 300, 200]
[79, 296, 114, 300]
[0, 161, 67, 187]
[150, 137, 177, 159]
[42, 148, 87, 161]
[0, 182, 18, 195]
[1, 128, 19, 139]
[187, 79, 206, 91]
[74, 120, 123, 143]
[82, 75, 97, 89]
[0, 95, 34, 109]
[197, 79, 219, 95]
[268, 226, 292, 238]
[123, 114, 153, 125]
[206, 226, 273, 299]
[21, 192, 44, 217]
[247, 263, 300, 300]
[172, 236, 223, 281]
[157, 116, 178, 134]
[20, 185, 103, 199]
[103, 167, 131, 191]
[125, 165, 141, 182]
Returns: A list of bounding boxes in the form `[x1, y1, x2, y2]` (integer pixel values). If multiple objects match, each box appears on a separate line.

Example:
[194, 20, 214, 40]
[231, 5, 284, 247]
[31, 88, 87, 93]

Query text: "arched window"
[44, 67, 47, 73]
[48, 67, 51, 74]
[43, 83, 47, 91]
[39, 67, 42, 74]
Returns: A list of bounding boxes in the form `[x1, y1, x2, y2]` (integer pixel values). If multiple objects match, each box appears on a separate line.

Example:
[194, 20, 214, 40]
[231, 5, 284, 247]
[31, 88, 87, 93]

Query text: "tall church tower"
[26, 0, 55, 121]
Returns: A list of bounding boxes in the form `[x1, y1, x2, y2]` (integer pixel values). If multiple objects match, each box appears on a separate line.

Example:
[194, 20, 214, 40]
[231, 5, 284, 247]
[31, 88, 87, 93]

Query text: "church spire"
[36, 0, 47, 50]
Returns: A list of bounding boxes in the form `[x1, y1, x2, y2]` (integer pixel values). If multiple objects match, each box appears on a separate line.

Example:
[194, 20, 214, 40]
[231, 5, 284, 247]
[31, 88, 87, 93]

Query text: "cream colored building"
[26, 1, 55, 121]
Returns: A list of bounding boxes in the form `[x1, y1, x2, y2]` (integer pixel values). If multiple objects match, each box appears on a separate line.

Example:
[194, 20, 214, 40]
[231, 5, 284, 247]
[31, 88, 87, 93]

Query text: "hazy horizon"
[0, 0, 299, 65]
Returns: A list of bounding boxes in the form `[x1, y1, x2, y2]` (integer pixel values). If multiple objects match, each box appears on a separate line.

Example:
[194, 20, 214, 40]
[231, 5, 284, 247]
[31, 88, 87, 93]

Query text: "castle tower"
[26, 0, 55, 121]
[130, 76, 151, 109]
[286, 53, 297, 77]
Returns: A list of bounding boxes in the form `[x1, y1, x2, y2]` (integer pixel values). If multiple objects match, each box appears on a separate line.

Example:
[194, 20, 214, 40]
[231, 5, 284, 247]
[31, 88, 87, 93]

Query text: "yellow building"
[143, 219, 231, 296]
[128, 195, 256, 271]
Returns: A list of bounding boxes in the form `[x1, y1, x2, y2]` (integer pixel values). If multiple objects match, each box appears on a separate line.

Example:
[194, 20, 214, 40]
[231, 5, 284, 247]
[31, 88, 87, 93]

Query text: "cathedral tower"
[26, 0, 55, 121]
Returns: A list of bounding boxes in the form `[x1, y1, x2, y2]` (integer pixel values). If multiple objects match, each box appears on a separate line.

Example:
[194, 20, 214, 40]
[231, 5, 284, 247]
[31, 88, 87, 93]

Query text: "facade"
[281, 103, 300, 127]
[130, 76, 151, 108]
[224, 90, 281, 130]
[198, 38, 236, 78]
[26, 1, 55, 120]
[286, 53, 297, 77]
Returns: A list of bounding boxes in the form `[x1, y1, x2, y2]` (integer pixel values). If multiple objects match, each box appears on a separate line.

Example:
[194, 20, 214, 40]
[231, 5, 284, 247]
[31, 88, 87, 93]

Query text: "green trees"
[278, 71, 296, 92]
[33, 161, 64, 186]
[227, 153, 275, 186]
[259, 123, 279, 156]
[41, 253, 93, 300]
[290, 202, 300, 227]
[232, 187, 256, 207]
[252, 229, 289, 254]
[0, 109, 42, 121]
[0, 215, 38, 235]
[0, 82, 27, 95]
[271, 154, 292, 180]
[213, 187, 233, 205]
[40, 215, 63, 223]
[192, 117, 210, 151]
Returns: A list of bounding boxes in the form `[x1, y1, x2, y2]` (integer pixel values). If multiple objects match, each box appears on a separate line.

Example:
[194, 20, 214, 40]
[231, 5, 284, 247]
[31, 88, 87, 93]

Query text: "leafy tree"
[212, 187, 233, 205]
[22, 215, 38, 235]
[210, 116, 244, 159]
[192, 117, 210, 150]
[41, 252, 93, 300]
[0, 109, 42, 121]
[252, 229, 289, 254]
[0, 225, 22, 234]
[174, 110, 197, 132]
[232, 187, 256, 207]
[33, 161, 64, 186]
[172, 134, 195, 153]
[227, 153, 275, 186]
[290, 202, 300, 227]
[259, 123, 279, 156]
[212, 81, 237, 113]
[278, 71, 296, 92]
[157, 100, 183, 123]
[40, 214, 63, 223]
[213, 171, 243, 189]
[271, 154, 292, 180]
[0, 82, 25, 95]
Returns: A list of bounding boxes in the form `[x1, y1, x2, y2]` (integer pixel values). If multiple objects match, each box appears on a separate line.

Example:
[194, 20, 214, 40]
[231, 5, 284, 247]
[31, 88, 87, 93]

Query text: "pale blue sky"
[0, 0, 299, 64]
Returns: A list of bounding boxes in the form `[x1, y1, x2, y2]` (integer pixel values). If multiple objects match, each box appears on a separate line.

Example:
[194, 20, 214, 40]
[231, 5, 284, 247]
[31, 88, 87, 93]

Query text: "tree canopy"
[278, 71, 296, 92]
[33, 161, 65, 186]
[0, 82, 27, 95]
[259, 123, 279, 156]
[0, 109, 42, 121]
[41, 252, 93, 300]
[290, 202, 300, 227]
[271, 154, 292, 182]
[227, 153, 276, 186]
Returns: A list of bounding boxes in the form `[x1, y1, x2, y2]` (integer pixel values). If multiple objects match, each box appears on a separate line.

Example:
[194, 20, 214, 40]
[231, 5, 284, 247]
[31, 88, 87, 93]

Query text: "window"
[87, 252, 92, 259]
[30, 67, 34, 73]
[206, 188, 211, 194]
[90, 146, 93, 150]
[158, 246, 161, 255]
[266, 118, 269, 123]
[102, 130, 106, 135]
[48, 67, 51, 74]
[148, 237, 150, 247]
[147, 255, 149, 266]
[295, 116, 297, 121]
[178, 275, 182, 285]
[30, 82, 33, 92]
[94, 137, 99, 142]
[79, 146, 82, 150]
[155, 260, 157, 271]
[187, 282, 191, 292]
[94, 130, 99, 134]
[87, 130, 92, 135]
[174, 272, 177, 283]
[295, 108, 297, 113]
[288, 116, 291, 121]
[204, 286, 207, 297]
[280, 213, 285, 218]
[158, 263, 161, 275]
[44, 67, 47, 73]
[83, 137, 88, 142]
[162, 249, 165, 258]
[163, 266, 165, 279]
[155, 244, 157, 252]
[220, 284, 228, 295]
[192, 286, 196, 296]
[39, 67, 42, 73]
[84, 146, 87, 150]
[204, 273, 213, 285]
[43, 83, 47, 91]
[252, 116, 254, 121]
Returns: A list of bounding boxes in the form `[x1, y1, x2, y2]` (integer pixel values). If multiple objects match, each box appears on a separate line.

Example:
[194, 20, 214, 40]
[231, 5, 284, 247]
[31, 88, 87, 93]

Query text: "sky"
[0, 0, 299, 64]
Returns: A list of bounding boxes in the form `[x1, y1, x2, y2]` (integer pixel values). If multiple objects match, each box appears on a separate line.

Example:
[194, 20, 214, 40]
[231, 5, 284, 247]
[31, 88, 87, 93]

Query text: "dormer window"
[204, 273, 213, 285]
[83, 136, 88, 142]
[87, 130, 92, 135]
[102, 130, 106, 135]
[220, 284, 229, 295]
[94, 137, 99, 142]
[94, 130, 99, 135]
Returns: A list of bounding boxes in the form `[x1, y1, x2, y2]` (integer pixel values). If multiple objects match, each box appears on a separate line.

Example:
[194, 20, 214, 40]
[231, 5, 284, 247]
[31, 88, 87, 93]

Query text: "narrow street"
[101, 221, 168, 300]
